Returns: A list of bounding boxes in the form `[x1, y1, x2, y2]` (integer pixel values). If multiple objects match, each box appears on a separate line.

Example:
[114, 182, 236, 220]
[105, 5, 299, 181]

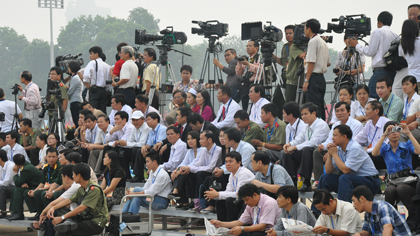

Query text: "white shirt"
[229, 141, 255, 172]
[0, 99, 22, 132]
[330, 101, 355, 124]
[399, 38, 420, 82]
[355, 26, 398, 69]
[212, 98, 241, 129]
[403, 93, 420, 120]
[142, 106, 165, 125]
[321, 117, 364, 151]
[354, 116, 390, 153]
[107, 123, 134, 147]
[144, 165, 172, 198]
[217, 166, 255, 200]
[351, 98, 376, 118]
[119, 59, 138, 89]
[190, 144, 221, 173]
[0, 160, 15, 187]
[83, 58, 111, 87]
[60, 181, 81, 199]
[178, 148, 202, 168]
[250, 98, 270, 128]
[7, 143, 29, 162]
[38, 144, 48, 166]
[85, 124, 99, 143]
[94, 124, 114, 144]
[162, 139, 187, 172]
[285, 118, 307, 144]
[305, 35, 330, 74]
[109, 105, 133, 126]
[126, 122, 151, 148]
[289, 118, 330, 150]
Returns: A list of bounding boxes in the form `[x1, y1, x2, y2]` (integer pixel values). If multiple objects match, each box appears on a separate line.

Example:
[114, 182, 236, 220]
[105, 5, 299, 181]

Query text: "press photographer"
[43, 67, 68, 125]
[213, 49, 242, 102]
[0, 88, 23, 132]
[17, 71, 42, 129]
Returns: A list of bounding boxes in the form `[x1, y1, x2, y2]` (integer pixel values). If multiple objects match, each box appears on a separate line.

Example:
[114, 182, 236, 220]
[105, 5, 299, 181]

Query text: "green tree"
[128, 7, 160, 34]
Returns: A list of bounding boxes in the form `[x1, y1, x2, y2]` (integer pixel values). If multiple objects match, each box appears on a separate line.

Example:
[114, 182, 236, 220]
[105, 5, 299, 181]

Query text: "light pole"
[38, 0, 64, 67]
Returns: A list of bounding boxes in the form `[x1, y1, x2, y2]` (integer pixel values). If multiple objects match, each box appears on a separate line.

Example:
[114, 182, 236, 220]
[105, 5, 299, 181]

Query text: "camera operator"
[236, 40, 263, 110]
[66, 61, 83, 129]
[141, 48, 160, 110]
[303, 19, 331, 120]
[82, 46, 111, 114]
[213, 49, 242, 102]
[47, 67, 68, 124]
[348, 11, 398, 99]
[0, 88, 23, 132]
[17, 71, 42, 130]
[111, 46, 138, 109]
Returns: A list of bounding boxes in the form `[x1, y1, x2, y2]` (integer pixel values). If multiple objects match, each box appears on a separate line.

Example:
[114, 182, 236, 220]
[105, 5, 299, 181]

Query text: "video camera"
[39, 81, 62, 118]
[58, 53, 84, 75]
[293, 23, 333, 49]
[135, 27, 187, 45]
[192, 20, 229, 39]
[10, 84, 20, 95]
[326, 14, 371, 38]
[133, 46, 143, 61]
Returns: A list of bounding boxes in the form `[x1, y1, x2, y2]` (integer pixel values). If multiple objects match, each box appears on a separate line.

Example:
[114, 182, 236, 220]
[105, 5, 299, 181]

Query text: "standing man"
[249, 85, 270, 128]
[18, 71, 42, 129]
[212, 86, 241, 129]
[82, 46, 111, 114]
[213, 49, 242, 102]
[234, 110, 264, 146]
[112, 46, 138, 108]
[0, 88, 23, 133]
[142, 48, 161, 109]
[47, 67, 68, 124]
[303, 19, 331, 120]
[349, 12, 398, 99]
[18, 118, 41, 165]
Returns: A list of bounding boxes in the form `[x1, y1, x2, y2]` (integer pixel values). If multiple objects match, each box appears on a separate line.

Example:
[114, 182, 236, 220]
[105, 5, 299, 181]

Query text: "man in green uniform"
[19, 118, 42, 165]
[6, 154, 42, 220]
[48, 66, 69, 125]
[251, 103, 287, 163]
[48, 163, 108, 235]
[24, 148, 62, 220]
[234, 110, 264, 146]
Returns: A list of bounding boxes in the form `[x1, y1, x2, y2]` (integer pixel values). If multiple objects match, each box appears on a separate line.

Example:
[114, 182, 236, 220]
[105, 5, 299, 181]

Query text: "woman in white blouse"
[402, 76, 419, 123]
[35, 134, 48, 169]
[352, 84, 375, 123]
[330, 85, 355, 124]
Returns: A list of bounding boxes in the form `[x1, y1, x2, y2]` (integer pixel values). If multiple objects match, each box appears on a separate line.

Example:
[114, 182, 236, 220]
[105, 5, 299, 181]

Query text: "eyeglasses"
[48, 137, 56, 140]
[408, 14, 419, 17]
[174, 96, 182, 99]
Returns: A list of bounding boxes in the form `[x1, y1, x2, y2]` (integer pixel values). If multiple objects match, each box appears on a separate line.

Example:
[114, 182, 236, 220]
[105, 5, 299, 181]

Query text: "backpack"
[384, 37, 408, 71]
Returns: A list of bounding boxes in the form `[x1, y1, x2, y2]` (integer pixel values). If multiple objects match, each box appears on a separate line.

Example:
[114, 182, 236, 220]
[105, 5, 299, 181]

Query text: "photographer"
[47, 67, 68, 124]
[66, 61, 83, 129]
[17, 71, 42, 129]
[213, 49, 242, 102]
[0, 88, 23, 132]
[303, 19, 331, 120]
[141, 48, 160, 110]
[82, 46, 111, 114]
[112, 46, 138, 109]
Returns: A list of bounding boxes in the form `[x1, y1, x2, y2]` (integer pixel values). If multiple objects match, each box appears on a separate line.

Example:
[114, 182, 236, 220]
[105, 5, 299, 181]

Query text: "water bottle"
[399, 205, 406, 219]
[297, 175, 303, 189]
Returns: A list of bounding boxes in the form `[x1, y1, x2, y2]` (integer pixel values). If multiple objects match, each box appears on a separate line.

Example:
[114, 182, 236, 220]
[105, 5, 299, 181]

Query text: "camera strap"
[93, 59, 98, 87]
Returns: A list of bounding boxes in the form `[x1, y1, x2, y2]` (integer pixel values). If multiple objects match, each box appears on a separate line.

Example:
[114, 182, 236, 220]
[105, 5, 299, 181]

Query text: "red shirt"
[113, 59, 125, 76]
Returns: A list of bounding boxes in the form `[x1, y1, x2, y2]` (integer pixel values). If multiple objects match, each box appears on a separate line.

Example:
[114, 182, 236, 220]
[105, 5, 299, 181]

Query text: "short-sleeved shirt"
[243, 121, 264, 145]
[48, 83, 69, 117]
[113, 59, 125, 76]
[119, 59, 138, 89]
[142, 63, 161, 92]
[238, 194, 281, 231]
[20, 128, 42, 147]
[380, 141, 414, 175]
[286, 44, 305, 86]
[379, 93, 403, 122]
[104, 168, 126, 188]
[305, 35, 330, 74]
[68, 180, 108, 227]
[254, 163, 294, 187]
[42, 162, 62, 185]
[262, 118, 286, 146]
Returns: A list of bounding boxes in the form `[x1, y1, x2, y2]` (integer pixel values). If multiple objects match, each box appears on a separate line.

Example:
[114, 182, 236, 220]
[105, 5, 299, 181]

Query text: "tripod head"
[207, 37, 223, 54]
[155, 44, 191, 66]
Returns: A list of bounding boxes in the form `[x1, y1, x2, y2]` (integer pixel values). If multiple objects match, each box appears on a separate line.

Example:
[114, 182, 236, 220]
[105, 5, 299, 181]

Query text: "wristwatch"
[61, 215, 65, 220]
[326, 228, 330, 234]
[241, 226, 245, 233]
[305, 79, 309, 82]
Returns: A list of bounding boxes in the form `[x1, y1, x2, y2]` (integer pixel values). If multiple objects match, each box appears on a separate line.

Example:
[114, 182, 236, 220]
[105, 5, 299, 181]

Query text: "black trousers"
[81, 148, 89, 164]
[305, 73, 326, 120]
[116, 87, 136, 109]
[70, 101, 81, 128]
[216, 197, 243, 221]
[186, 171, 212, 198]
[239, 232, 266, 236]
[272, 84, 286, 119]
[200, 174, 230, 207]
[241, 85, 250, 110]
[132, 146, 169, 178]
[385, 182, 417, 211]
[173, 174, 189, 203]
[89, 87, 107, 114]
[283, 147, 316, 185]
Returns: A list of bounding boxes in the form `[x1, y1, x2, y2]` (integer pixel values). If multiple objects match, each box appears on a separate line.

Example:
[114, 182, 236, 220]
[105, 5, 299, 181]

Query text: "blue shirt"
[380, 141, 414, 175]
[362, 200, 412, 236]
[146, 124, 167, 147]
[334, 140, 378, 176]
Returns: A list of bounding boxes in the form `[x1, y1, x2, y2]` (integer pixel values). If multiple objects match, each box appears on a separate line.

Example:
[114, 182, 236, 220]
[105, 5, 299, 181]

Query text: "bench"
[0, 218, 42, 236]
[152, 229, 205, 236]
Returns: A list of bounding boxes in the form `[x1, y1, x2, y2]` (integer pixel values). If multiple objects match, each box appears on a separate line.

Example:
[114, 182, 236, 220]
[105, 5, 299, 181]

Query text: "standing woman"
[66, 61, 83, 128]
[402, 76, 420, 123]
[102, 150, 127, 211]
[351, 84, 375, 123]
[35, 134, 48, 169]
[187, 88, 200, 113]
[399, 19, 420, 88]
[196, 90, 216, 122]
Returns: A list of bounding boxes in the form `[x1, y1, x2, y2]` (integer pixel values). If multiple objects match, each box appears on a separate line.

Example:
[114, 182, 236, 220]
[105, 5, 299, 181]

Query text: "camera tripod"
[48, 96, 67, 144]
[11, 89, 21, 132]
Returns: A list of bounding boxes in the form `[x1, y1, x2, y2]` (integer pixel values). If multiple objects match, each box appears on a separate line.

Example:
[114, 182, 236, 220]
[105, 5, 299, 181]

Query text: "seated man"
[210, 183, 280, 236]
[354, 101, 390, 170]
[18, 118, 41, 165]
[224, 128, 255, 171]
[313, 102, 363, 186]
[109, 93, 132, 126]
[0, 149, 14, 218]
[250, 150, 293, 200]
[123, 153, 172, 212]
[134, 94, 164, 124]
[312, 189, 363, 236]
[251, 103, 287, 163]
[24, 148, 62, 221]
[140, 112, 167, 158]
[74, 109, 93, 139]
[187, 112, 221, 146]
[80, 101, 105, 118]
[6, 154, 42, 220]
[161, 126, 187, 172]
[174, 107, 193, 142]
[249, 85, 270, 128]
[86, 114, 113, 174]
[166, 90, 188, 126]
[318, 125, 381, 203]
[47, 163, 108, 235]
[204, 151, 255, 221]
[352, 185, 411, 236]
[59, 151, 98, 184]
[0, 132, 7, 149]
[283, 102, 330, 191]
[234, 110, 264, 146]
[5, 131, 30, 162]
[80, 114, 99, 163]
[376, 76, 403, 122]
[212, 85, 241, 129]
[267, 186, 316, 236]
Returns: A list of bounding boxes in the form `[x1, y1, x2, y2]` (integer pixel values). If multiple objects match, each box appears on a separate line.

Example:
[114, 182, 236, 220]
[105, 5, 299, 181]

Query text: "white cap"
[188, 88, 197, 96]
[131, 111, 145, 120]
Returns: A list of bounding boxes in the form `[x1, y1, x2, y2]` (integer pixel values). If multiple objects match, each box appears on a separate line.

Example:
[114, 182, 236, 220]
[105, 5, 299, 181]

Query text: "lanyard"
[206, 145, 217, 166]
[359, 106, 365, 115]
[289, 119, 300, 142]
[224, 99, 233, 117]
[404, 97, 410, 120]
[286, 45, 289, 56]
[92, 127, 97, 143]
[369, 127, 379, 145]
[145, 106, 150, 116]
[25, 83, 33, 97]
[154, 124, 161, 145]
[103, 131, 107, 144]
[330, 215, 339, 229]
[384, 94, 394, 117]
[136, 130, 142, 142]
[152, 167, 162, 184]
[183, 83, 190, 92]
[267, 118, 277, 142]
[254, 208, 261, 225]
[307, 128, 313, 141]
[47, 165, 52, 183]
[370, 215, 375, 235]
[2, 163, 7, 179]
[254, 99, 263, 120]
[79, 184, 94, 205]
[107, 172, 110, 186]
[10, 150, 13, 161]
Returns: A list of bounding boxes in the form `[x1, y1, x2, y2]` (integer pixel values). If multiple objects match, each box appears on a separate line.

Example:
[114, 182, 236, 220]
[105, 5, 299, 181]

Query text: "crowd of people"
[1, 5, 420, 236]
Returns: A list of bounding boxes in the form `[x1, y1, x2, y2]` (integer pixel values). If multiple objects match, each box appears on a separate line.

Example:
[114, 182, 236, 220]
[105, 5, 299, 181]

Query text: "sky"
[0, 0, 414, 64]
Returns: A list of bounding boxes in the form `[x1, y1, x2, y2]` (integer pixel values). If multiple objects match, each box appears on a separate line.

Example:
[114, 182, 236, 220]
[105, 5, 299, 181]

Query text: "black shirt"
[104, 168, 126, 188]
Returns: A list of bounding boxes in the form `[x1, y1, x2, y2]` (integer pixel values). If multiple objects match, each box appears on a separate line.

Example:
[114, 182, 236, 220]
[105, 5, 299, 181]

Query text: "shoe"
[0, 212, 7, 219]
[28, 213, 40, 221]
[5, 212, 14, 220]
[200, 208, 214, 214]
[30, 221, 46, 231]
[54, 219, 78, 233]
[187, 208, 199, 213]
[167, 194, 180, 200]
[311, 181, 319, 191]
[128, 176, 144, 183]
[176, 204, 188, 209]
[298, 183, 312, 192]
[7, 214, 25, 220]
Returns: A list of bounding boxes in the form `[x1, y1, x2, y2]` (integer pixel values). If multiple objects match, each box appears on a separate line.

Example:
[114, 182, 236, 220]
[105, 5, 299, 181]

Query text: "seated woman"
[47, 133, 65, 153]
[196, 90, 216, 122]
[187, 88, 200, 113]
[35, 134, 48, 169]
[351, 84, 375, 123]
[101, 150, 127, 211]
[170, 131, 202, 209]
[372, 121, 420, 212]
[402, 76, 420, 125]
[330, 85, 355, 124]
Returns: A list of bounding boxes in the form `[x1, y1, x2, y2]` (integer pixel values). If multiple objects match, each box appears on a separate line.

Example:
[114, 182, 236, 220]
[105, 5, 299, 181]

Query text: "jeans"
[122, 187, 169, 213]
[368, 69, 396, 99]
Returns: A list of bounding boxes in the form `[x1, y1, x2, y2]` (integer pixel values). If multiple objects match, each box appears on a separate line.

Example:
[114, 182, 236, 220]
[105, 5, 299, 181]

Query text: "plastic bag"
[282, 218, 315, 236]
[204, 218, 230, 236]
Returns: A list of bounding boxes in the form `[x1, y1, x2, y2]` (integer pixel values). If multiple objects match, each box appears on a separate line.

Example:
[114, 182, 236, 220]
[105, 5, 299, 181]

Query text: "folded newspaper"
[204, 218, 230, 236]
[282, 218, 315, 236]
